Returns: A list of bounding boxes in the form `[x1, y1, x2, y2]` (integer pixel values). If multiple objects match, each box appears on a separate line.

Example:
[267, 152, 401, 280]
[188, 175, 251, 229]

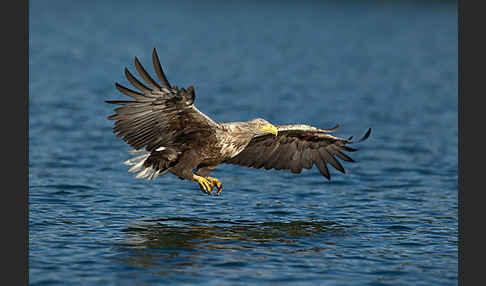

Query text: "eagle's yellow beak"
[257, 123, 278, 136]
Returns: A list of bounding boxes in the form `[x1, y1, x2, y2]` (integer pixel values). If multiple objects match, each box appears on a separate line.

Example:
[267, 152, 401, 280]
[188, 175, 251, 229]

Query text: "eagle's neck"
[217, 122, 256, 159]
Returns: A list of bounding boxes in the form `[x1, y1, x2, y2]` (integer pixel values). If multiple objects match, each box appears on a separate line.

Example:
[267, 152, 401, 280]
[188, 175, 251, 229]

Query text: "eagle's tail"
[123, 149, 168, 181]
[123, 147, 181, 181]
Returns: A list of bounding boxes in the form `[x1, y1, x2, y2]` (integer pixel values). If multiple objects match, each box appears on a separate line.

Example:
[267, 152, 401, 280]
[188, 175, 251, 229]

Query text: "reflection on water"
[30, 0, 457, 284]
[117, 217, 345, 272]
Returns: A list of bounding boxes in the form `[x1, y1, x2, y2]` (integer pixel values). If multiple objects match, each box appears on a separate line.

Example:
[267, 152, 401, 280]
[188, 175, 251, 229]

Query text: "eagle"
[107, 48, 371, 195]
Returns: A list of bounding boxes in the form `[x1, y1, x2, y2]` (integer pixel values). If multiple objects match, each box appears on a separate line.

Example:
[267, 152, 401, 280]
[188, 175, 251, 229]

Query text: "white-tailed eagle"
[107, 49, 371, 195]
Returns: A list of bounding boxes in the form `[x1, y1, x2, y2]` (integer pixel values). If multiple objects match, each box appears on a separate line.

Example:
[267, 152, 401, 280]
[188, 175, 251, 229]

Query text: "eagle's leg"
[193, 174, 214, 195]
[206, 177, 223, 195]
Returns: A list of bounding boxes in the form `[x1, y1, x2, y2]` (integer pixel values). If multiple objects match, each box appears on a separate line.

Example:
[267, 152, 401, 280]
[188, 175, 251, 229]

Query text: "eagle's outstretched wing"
[224, 125, 371, 180]
[106, 48, 219, 152]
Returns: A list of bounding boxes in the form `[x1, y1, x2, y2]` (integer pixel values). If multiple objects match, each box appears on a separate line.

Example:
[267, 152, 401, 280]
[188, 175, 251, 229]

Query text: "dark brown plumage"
[107, 48, 371, 195]
[224, 127, 371, 180]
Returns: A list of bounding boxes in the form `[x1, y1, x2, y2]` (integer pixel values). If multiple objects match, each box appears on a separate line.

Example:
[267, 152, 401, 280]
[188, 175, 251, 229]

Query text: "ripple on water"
[29, 1, 457, 285]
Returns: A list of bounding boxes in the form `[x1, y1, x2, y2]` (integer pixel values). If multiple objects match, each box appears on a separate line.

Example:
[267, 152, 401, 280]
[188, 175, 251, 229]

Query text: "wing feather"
[330, 146, 355, 162]
[264, 144, 283, 170]
[300, 148, 314, 169]
[254, 142, 280, 169]
[115, 83, 148, 101]
[107, 49, 219, 152]
[287, 141, 302, 173]
[319, 148, 345, 173]
[135, 56, 162, 90]
[152, 48, 172, 87]
[124, 68, 152, 94]
[315, 156, 330, 180]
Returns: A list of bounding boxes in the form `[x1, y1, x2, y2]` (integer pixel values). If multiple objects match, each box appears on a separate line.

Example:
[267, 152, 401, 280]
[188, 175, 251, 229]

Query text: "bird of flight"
[107, 48, 371, 195]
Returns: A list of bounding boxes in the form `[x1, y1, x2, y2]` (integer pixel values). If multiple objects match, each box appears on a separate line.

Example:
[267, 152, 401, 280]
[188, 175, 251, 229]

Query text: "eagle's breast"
[215, 124, 253, 159]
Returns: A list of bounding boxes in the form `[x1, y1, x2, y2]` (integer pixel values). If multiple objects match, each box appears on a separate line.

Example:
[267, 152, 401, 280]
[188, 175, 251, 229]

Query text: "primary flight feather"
[107, 48, 371, 195]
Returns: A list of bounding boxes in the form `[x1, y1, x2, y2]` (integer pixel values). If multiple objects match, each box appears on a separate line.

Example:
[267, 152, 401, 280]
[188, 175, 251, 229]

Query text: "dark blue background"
[30, 1, 457, 285]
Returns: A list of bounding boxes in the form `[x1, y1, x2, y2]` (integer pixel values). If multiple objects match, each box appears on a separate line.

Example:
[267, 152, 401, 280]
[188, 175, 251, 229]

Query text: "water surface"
[30, 1, 457, 285]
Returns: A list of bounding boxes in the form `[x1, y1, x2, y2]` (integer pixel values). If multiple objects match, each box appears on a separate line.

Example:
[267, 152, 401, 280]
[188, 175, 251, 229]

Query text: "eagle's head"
[248, 118, 278, 136]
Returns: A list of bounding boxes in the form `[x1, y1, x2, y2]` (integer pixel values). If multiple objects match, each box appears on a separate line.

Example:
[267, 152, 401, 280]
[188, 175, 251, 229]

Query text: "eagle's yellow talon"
[193, 175, 223, 195]
[206, 176, 223, 195]
[194, 174, 214, 194]
[215, 186, 223, 196]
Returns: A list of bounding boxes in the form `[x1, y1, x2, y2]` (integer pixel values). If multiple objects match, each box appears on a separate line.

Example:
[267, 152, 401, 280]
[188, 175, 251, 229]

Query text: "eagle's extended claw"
[193, 174, 213, 195]
[206, 176, 223, 195]
[193, 175, 223, 195]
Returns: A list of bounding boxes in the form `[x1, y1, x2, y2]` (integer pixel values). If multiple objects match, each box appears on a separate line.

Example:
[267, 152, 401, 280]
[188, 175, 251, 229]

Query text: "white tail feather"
[136, 167, 152, 179]
[124, 153, 150, 166]
[128, 160, 145, 173]
[147, 169, 161, 181]
[123, 149, 167, 181]
[128, 149, 147, 154]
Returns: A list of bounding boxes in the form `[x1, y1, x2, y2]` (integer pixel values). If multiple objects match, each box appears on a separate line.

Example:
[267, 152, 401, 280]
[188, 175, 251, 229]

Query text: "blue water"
[29, 1, 458, 285]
